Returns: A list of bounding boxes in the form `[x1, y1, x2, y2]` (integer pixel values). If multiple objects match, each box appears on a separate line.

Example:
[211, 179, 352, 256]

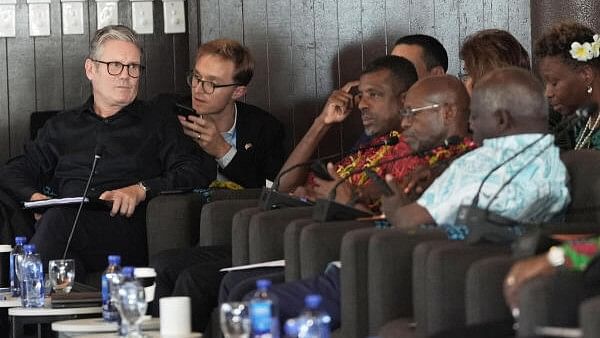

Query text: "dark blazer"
[152, 94, 286, 188]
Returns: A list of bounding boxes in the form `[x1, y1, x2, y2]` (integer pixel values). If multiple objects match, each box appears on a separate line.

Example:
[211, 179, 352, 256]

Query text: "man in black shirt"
[0, 25, 215, 279]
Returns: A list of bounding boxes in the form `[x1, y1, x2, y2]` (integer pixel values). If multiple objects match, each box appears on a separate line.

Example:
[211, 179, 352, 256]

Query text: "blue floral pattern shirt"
[417, 134, 570, 240]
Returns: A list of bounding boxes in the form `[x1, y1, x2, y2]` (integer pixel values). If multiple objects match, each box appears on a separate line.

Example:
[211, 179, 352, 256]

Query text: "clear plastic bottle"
[284, 318, 300, 338]
[20, 244, 44, 308]
[249, 279, 280, 338]
[102, 255, 122, 321]
[296, 294, 331, 338]
[10, 236, 27, 297]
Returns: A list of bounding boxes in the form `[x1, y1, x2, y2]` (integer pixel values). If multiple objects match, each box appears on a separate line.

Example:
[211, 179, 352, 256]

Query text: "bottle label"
[250, 300, 272, 334]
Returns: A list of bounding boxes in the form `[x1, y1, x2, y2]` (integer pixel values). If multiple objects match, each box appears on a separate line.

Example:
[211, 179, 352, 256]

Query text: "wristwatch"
[138, 181, 149, 194]
[547, 245, 566, 267]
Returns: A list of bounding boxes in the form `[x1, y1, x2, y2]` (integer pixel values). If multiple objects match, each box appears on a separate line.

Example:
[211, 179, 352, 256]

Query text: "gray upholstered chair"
[145, 188, 262, 258]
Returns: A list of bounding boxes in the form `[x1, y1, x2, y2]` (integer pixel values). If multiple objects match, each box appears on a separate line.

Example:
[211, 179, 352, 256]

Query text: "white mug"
[160, 296, 191, 336]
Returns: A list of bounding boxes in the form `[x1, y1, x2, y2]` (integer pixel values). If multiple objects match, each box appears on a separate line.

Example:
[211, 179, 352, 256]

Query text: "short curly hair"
[535, 21, 600, 70]
[460, 29, 530, 85]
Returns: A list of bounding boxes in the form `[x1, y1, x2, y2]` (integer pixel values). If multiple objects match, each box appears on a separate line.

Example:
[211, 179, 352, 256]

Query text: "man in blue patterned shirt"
[382, 66, 570, 238]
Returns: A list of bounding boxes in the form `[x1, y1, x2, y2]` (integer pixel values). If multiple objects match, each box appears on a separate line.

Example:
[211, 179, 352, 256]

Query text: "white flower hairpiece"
[570, 34, 600, 61]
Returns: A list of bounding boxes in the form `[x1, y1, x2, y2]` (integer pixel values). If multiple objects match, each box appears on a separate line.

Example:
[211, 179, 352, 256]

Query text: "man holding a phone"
[155, 39, 285, 189]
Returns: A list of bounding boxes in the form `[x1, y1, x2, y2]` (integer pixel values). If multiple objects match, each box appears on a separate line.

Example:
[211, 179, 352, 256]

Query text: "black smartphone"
[175, 103, 196, 118]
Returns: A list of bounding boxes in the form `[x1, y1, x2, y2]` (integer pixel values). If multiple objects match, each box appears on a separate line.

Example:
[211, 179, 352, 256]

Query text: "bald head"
[402, 75, 470, 151]
[470, 67, 547, 144]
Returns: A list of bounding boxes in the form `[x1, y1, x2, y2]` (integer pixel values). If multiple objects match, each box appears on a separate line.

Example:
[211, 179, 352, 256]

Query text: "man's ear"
[495, 109, 513, 132]
[429, 66, 445, 77]
[397, 91, 407, 108]
[231, 85, 247, 100]
[84, 58, 95, 81]
[442, 103, 457, 125]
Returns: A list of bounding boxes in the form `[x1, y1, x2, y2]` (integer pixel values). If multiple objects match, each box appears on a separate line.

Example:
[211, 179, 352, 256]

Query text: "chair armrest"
[199, 199, 259, 246]
[518, 271, 586, 337]
[465, 255, 514, 325]
[231, 207, 262, 266]
[284, 218, 316, 282]
[146, 193, 204, 258]
[416, 241, 511, 336]
[340, 227, 380, 338]
[581, 295, 600, 338]
[209, 188, 263, 201]
[300, 220, 373, 280]
[368, 229, 447, 334]
[248, 207, 314, 263]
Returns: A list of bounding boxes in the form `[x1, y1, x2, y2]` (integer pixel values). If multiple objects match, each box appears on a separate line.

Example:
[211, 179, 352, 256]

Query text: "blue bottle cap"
[108, 255, 121, 265]
[15, 236, 27, 244]
[284, 318, 300, 336]
[305, 294, 322, 309]
[122, 266, 134, 278]
[256, 279, 271, 289]
[23, 244, 36, 254]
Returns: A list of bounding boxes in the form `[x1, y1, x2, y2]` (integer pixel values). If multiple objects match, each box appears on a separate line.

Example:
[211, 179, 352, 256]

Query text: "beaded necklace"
[574, 114, 600, 150]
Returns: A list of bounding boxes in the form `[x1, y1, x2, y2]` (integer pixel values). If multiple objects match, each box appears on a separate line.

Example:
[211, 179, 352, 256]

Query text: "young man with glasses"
[0, 25, 215, 280]
[155, 39, 285, 188]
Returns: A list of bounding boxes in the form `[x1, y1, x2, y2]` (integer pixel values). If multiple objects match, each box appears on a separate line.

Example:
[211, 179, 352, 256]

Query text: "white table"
[8, 302, 101, 338]
[0, 294, 22, 308]
[73, 332, 202, 338]
[52, 316, 159, 337]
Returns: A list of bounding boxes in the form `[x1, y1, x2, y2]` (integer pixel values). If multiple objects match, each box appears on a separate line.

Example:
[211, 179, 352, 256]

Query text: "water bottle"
[10, 236, 27, 297]
[102, 255, 122, 321]
[249, 279, 280, 338]
[20, 244, 44, 307]
[284, 318, 300, 338]
[295, 294, 331, 338]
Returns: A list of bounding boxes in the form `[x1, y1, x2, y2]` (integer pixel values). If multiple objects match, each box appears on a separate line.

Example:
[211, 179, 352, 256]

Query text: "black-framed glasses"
[91, 59, 144, 78]
[400, 104, 441, 119]
[186, 71, 239, 94]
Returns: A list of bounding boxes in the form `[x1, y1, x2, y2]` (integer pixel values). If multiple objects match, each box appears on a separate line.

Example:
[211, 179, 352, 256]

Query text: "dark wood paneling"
[143, 1, 175, 98]
[34, 0, 63, 111]
[435, 0, 460, 75]
[62, 9, 90, 110]
[264, 0, 294, 153]
[199, 0, 220, 42]
[242, 0, 269, 110]
[7, 2, 35, 157]
[385, 0, 411, 53]
[173, 33, 190, 95]
[219, 0, 244, 41]
[290, 0, 317, 146]
[314, 0, 341, 157]
[188, 0, 200, 66]
[0, 39, 9, 163]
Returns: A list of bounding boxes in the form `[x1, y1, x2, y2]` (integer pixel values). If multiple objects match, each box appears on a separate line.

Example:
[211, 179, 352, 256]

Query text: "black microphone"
[458, 135, 552, 244]
[313, 136, 465, 222]
[258, 135, 400, 211]
[62, 144, 104, 259]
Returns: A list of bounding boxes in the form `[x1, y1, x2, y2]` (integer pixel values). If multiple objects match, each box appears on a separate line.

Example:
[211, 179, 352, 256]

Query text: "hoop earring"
[587, 85, 593, 94]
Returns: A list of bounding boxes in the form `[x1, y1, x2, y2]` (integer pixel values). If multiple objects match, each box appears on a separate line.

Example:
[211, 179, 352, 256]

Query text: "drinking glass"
[220, 302, 251, 338]
[48, 259, 75, 294]
[116, 281, 148, 337]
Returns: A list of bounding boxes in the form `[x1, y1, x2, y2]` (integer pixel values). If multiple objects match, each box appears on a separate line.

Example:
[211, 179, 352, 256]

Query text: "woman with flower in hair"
[536, 21, 600, 150]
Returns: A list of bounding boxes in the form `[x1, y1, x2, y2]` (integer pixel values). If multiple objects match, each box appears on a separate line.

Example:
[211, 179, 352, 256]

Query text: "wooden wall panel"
[0, 0, 533, 163]
[7, 2, 35, 157]
[0, 40, 9, 163]
[242, 0, 269, 111]
[34, 0, 63, 111]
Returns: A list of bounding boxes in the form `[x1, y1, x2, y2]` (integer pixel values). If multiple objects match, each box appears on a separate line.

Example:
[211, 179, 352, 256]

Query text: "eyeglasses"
[91, 59, 144, 78]
[400, 104, 441, 119]
[186, 72, 239, 94]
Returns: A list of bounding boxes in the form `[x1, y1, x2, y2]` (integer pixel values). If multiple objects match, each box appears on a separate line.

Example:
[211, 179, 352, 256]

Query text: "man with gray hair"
[0, 25, 215, 279]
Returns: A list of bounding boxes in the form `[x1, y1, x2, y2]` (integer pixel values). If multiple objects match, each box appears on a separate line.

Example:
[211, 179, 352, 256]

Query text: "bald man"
[216, 75, 477, 332]
[382, 67, 570, 238]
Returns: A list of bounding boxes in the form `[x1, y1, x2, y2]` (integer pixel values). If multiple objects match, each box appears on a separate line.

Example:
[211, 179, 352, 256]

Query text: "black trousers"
[150, 245, 231, 332]
[218, 265, 342, 331]
[30, 206, 148, 281]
